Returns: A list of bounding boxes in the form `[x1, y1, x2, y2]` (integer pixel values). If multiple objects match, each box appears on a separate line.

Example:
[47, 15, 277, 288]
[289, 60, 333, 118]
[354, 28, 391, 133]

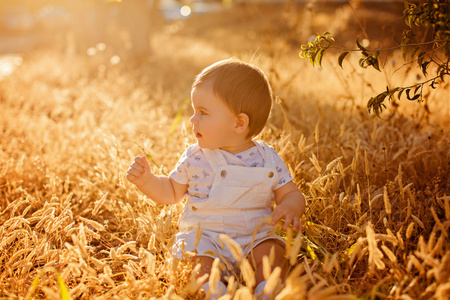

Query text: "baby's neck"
[219, 140, 256, 154]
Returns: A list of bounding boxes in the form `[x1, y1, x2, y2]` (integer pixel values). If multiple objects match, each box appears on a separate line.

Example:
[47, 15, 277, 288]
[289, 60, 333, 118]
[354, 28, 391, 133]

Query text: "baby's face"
[190, 83, 239, 152]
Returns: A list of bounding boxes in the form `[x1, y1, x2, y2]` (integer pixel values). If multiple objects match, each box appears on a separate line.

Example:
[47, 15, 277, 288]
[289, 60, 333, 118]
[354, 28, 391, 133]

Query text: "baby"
[127, 58, 306, 298]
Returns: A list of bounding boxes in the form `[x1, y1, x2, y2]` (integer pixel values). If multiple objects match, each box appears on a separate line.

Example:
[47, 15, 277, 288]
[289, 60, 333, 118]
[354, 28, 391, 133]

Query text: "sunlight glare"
[180, 6, 191, 17]
[361, 39, 370, 48]
[96, 43, 107, 51]
[0, 56, 23, 80]
[110, 55, 121, 65]
[87, 47, 97, 56]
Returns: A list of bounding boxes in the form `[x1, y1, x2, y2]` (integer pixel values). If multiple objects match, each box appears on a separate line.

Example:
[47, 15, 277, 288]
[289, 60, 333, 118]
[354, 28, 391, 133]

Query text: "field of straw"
[1, 1, 449, 299]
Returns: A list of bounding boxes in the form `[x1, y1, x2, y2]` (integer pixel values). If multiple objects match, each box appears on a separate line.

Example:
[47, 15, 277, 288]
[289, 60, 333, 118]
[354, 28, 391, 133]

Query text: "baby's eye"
[200, 110, 207, 115]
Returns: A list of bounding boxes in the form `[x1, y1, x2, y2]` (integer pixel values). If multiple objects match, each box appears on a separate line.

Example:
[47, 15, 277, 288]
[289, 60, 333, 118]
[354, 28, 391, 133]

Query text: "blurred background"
[0, 0, 406, 76]
[1, 1, 449, 299]
[0, 0, 226, 54]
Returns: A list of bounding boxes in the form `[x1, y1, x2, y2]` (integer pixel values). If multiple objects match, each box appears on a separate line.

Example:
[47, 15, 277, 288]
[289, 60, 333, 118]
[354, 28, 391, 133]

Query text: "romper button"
[221, 170, 227, 178]
[268, 172, 274, 178]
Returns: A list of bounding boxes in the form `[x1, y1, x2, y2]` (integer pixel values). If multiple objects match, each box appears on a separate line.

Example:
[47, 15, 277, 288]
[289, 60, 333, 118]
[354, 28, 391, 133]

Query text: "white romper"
[171, 141, 291, 272]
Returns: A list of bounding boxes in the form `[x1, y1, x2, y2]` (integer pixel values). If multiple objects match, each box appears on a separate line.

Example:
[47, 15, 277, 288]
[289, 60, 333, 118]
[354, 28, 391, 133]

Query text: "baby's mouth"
[193, 130, 202, 138]
[193, 126, 202, 139]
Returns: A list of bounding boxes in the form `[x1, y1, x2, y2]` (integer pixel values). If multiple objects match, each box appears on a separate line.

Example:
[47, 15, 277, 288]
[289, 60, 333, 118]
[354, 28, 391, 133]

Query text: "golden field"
[0, 1, 449, 299]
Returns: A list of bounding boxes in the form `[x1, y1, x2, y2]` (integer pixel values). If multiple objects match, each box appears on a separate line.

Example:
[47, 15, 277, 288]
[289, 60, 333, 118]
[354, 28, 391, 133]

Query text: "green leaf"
[388, 87, 400, 101]
[421, 61, 430, 76]
[133, 141, 168, 175]
[410, 94, 421, 101]
[134, 141, 153, 160]
[372, 57, 381, 72]
[359, 57, 366, 69]
[414, 85, 421, 94]
[405, 87, 421, 101]
[305, 242, 318, 260]
[322, 31, 334, 42]
[406, 88, 412, 100]
[317, 49, 325, 68]
[338, 51, 350, 69]
[401, 47, 408, 60]
[417, 51, 426, 66]
[171, 98, 190, 135]
[404, 1, 410, 10]
[322, 42, 331, 49]
[405, 15, 412, 27]
[310, 50, 318, 66]
[25, 272, 42, 300]
[367, 97, 374, 109]
[401, 39, 410, 60]
[356, 37, 367, 51]
[56, 274, 71, 300]
[25, 268, 72, 300]
[410, 47, 419, 59]
[340, 242, 358, 263]
[379, 91, 389, 101]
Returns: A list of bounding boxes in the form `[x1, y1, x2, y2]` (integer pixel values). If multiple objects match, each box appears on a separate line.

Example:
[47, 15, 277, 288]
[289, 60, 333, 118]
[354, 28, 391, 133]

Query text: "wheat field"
[0, 2, 449, 299]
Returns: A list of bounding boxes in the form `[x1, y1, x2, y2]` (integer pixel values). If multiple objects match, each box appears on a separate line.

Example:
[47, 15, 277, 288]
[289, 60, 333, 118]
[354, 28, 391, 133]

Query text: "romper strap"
[254, 141, 276, 168]
[202, 148, 227, 172]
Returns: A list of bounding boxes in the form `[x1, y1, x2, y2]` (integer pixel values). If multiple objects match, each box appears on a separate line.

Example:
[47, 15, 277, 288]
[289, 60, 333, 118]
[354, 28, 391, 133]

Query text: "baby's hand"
[272, 203, 303, 233]
[126, 155, 153, 188]
[271, 182, 306, 233]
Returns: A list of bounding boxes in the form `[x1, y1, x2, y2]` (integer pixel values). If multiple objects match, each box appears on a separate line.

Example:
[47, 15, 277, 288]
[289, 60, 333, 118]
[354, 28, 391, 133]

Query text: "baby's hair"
[192, 58, 273, 139]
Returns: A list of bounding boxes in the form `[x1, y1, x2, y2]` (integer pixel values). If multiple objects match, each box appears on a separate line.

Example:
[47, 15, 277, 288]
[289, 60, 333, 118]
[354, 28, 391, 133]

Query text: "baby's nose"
[190, 114, 198, 124]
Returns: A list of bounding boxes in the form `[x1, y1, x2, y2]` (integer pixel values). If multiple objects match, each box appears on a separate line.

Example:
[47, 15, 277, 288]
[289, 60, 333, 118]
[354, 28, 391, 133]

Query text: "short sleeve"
[271, 149, 293, 190]
[169, 148, 190, 185]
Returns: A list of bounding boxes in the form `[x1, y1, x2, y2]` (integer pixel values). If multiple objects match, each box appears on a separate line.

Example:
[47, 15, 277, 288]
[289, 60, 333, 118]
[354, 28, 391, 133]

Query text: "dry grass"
[0, 2, 449, 299]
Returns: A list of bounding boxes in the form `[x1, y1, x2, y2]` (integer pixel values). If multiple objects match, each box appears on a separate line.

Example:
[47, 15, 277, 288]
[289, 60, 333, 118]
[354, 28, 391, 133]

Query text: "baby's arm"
[126, 155, 187, 205]
[272, 181, 306, 232]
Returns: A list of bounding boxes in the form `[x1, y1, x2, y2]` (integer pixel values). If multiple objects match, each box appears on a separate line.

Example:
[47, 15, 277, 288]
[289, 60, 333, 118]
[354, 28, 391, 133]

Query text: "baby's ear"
[235, 113, 250, 135]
